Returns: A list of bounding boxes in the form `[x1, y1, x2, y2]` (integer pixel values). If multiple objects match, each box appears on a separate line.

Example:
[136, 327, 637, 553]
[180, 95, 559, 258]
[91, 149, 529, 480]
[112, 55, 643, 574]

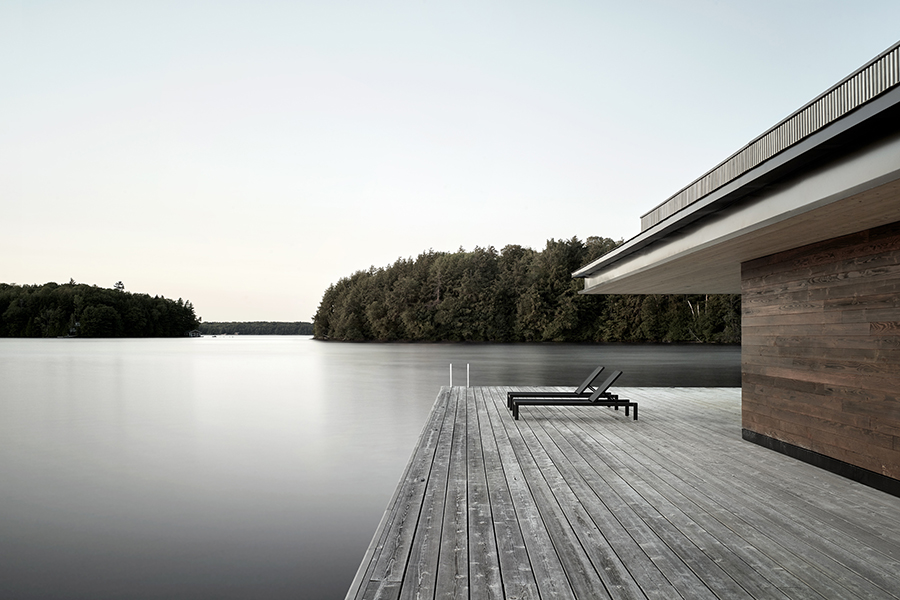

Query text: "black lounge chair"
[511, 370, 638, 421]
[507, 365, 607, 411]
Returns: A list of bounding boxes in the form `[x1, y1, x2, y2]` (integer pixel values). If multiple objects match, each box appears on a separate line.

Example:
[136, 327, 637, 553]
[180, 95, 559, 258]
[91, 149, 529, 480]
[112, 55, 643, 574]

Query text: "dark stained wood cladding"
[742, 220, 900, 480]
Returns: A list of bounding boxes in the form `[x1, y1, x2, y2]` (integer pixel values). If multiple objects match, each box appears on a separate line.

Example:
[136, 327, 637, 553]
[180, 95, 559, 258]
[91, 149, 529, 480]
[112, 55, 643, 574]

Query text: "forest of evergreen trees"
[0, 281, 200, 337]
[313, 237, 741, 343]
[200, 321, 313, 335]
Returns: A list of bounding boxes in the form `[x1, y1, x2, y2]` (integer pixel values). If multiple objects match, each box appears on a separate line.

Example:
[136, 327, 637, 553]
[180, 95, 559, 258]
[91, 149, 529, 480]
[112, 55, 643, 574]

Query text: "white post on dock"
[467, 363, 470, 388]
[449, 363, 453, 387]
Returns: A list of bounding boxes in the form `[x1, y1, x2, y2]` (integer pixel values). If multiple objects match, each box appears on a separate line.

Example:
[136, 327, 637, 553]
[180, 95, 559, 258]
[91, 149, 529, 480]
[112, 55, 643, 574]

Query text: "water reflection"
[0, 337, 738, 599]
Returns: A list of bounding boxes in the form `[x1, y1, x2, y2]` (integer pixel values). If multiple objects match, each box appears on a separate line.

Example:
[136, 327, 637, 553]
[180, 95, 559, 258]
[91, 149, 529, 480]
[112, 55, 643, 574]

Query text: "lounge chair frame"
[509, 370, 638, 421]
[506, 365, 608, 411]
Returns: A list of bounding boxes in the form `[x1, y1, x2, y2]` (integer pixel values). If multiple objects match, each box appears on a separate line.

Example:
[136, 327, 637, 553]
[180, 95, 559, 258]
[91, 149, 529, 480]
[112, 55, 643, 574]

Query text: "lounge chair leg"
[633, 403, 638, 420]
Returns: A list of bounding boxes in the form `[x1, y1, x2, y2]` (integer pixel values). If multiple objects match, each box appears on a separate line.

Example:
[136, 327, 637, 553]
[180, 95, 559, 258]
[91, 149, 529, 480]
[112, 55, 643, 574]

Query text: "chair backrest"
[588, 370, 622, 401]
[574, 365, 605, 394]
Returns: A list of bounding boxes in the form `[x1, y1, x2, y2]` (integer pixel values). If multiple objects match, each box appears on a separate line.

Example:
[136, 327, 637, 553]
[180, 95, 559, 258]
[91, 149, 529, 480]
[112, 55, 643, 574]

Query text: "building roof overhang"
[575, 43, 900, 295]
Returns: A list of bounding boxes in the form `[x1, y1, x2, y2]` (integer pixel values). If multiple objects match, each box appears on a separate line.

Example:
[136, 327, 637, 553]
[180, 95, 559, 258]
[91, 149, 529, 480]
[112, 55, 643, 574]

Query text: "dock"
[346, 387, 900, 599]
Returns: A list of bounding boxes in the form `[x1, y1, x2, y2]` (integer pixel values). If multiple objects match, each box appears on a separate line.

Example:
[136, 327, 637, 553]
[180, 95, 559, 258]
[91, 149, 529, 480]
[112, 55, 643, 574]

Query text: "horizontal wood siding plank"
[742, 278, 900, 309]
[741, 362, 899, 394]
[741, 353, 900, 378]
[742, 334, 900, 350]
[741, 277, 900, 312]
[746, 344, 900, 363]
[741, 322, 872, 337]
[741, 260, 900, 295]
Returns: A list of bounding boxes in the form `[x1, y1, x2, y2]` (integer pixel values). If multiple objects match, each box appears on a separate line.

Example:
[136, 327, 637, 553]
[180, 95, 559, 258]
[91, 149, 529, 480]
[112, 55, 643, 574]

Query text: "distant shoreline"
[200, 321, 313, 336]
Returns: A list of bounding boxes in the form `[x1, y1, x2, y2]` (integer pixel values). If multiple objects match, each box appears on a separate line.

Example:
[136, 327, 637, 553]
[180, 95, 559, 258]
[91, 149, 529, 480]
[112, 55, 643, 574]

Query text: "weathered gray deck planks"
[346, 387, 900, 600]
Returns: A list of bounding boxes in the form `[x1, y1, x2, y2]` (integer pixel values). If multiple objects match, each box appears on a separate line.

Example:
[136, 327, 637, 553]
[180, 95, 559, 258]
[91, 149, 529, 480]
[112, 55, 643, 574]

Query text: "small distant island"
[199, 322, 313, 336]
[0, 281, 200, 337]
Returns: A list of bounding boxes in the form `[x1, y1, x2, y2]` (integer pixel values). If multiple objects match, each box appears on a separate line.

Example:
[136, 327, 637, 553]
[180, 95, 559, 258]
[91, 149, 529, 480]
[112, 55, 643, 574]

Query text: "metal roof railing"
[640, 40, 900, 232]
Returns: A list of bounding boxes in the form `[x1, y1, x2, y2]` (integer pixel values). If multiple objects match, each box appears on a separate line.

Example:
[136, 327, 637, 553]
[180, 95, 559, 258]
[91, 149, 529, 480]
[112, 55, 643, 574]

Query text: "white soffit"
[580, 131, 900, 295]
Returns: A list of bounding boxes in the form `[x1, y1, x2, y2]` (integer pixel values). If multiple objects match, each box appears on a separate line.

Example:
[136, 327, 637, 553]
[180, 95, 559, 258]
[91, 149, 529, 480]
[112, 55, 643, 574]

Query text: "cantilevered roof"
[575, 41, 900, 295]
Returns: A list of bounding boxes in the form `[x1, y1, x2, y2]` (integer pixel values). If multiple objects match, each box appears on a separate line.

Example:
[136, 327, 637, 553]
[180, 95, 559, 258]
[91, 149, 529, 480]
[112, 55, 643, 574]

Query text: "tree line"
[200, 321, 313, 335]
[0, 281, 200, 337]
[313, 237, 741, 343]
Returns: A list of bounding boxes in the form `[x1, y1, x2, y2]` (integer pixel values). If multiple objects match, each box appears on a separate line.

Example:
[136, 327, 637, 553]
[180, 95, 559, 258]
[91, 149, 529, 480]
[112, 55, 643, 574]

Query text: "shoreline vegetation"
[0, 281, 199, 338]
[314, 237, 741, 344]
[199, 321, 313, 336]
[4, 235, 741, 343]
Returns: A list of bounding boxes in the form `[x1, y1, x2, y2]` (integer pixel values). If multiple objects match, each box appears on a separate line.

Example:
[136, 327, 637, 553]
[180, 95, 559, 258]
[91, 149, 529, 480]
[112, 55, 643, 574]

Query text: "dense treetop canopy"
[313, 237, 740, 343]
[0, 281, 200, 338]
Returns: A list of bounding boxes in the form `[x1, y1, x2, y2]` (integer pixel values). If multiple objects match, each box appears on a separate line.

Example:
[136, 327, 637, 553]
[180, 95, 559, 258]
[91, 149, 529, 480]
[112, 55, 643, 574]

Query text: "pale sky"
[3, 1, 899, 322]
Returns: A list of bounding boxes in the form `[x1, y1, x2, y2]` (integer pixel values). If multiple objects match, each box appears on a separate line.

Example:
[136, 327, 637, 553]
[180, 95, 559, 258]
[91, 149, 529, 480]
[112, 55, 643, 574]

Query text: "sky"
[2, 1, 899, 322]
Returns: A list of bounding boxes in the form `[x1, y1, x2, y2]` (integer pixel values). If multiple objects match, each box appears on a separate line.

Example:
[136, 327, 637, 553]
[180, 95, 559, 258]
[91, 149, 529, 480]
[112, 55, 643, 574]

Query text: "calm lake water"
[0, 337, 739, 599]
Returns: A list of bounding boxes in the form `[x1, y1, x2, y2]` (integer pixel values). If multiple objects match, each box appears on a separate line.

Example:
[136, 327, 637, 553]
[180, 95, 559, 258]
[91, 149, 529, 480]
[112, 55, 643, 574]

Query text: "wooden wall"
[741, 221, 900, 482]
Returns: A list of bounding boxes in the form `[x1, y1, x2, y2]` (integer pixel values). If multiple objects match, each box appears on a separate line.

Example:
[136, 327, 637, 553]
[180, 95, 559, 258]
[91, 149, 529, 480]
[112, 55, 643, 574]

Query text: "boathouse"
[574, 41, 900, 495]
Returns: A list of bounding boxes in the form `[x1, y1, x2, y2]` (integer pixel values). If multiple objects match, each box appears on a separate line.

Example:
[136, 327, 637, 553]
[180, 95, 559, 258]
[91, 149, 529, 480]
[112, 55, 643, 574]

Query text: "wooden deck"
[346, 387, 900, 600]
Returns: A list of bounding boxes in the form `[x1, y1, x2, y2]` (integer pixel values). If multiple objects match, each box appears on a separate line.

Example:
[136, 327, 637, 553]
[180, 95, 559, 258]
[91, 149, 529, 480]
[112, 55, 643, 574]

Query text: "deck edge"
[344, 387, 451, 600]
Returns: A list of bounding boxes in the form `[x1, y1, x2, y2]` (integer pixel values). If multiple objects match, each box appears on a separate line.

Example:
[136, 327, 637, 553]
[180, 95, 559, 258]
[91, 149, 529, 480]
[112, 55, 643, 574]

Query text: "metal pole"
[449, 363, 452, 387]
[467, 363, 470, 388]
